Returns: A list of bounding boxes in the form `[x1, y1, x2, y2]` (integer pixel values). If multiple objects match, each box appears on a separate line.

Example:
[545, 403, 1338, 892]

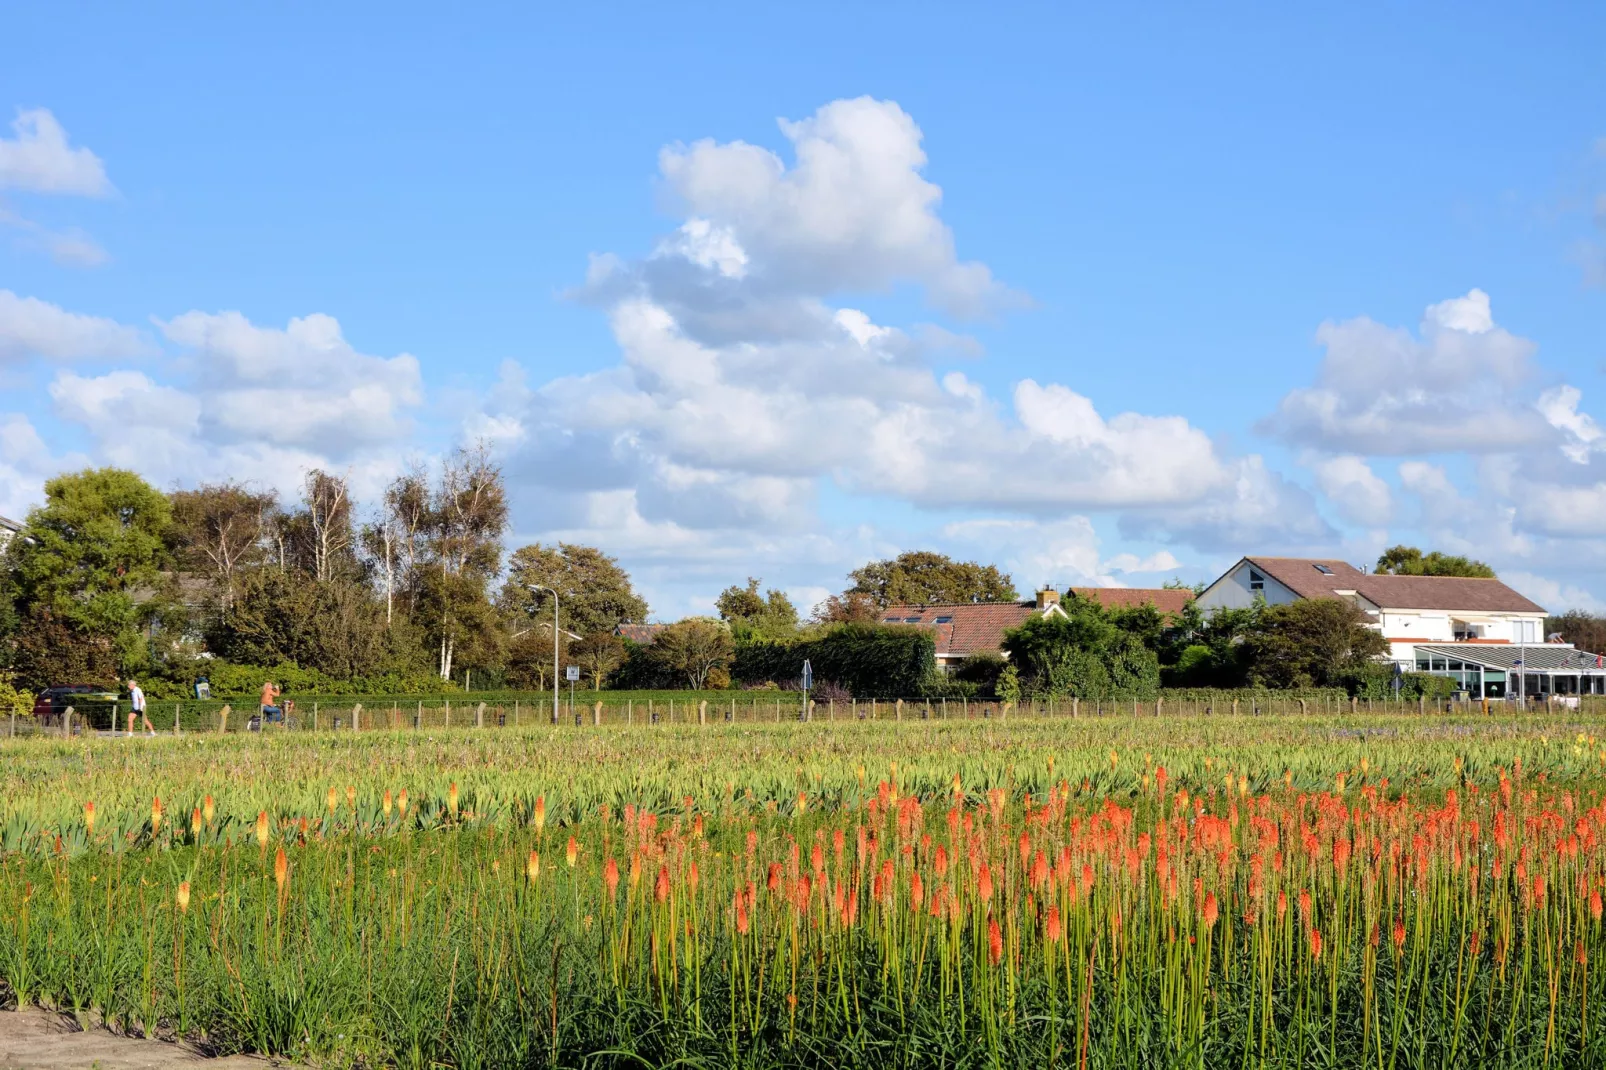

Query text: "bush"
[952, 651, 1006, 696]
[139, 659, 458, 700]
[732, 624, 936, 698]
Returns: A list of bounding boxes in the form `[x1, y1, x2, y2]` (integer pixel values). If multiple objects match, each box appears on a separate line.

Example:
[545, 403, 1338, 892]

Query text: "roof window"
[1314, 564, 1333, 575]
[934, 615, 953, 624]
[904, 617, 924, 623]
[882, 617, 900, 623]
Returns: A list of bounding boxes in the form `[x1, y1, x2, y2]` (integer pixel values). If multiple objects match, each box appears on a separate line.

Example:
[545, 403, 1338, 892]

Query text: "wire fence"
[7, 689, 1602, 739]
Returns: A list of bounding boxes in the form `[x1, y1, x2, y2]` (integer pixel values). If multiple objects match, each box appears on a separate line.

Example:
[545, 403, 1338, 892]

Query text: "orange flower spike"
[448, 782, 459, 818]
[533, 795, 546, 833]
[255, 810, 270, 850]
[1392, 918, 1406, 951]
[345, 784, 356, 809]
[1276, 890, 1288, 918]
[190, 807, 202, 837]
[382, 790, 393, 817]
[202, 795, 214, 825]
[910, 871, 924, 911]
[273, 846, 288, 891]
[1201, 892, 1219, 929]
[654, 865, 671, 904]
[978, 863, 994, 902]
[397, 790, 409, 818]
[735, 892, 751, 935]
[602, 857, 619, 897]
[1309, 928, 1323, 960]
[527, 850, 542, 884]
[566, 836, 579, 867]
[1045, 904, 1063, 944]
[689, 860, 700, 895]
[151, 796, 163, 833]
[1591, 890, 1603, 921]
[176, 881, 190, 913]
[987, 915, 1004, 965]
[326, 786, 337, 814]
[934, 844, 949, 876]
[83, 801, 95, 834]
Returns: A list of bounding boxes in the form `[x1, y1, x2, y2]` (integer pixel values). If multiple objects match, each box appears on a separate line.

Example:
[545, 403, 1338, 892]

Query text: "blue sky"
[4, 4, 1606, 617]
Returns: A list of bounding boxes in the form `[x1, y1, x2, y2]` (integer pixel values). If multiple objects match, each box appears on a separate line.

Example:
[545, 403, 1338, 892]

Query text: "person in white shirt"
[126, 679, 155, 738]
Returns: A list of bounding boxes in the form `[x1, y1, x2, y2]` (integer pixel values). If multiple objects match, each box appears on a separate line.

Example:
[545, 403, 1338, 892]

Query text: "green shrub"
[732, 624, 936, 697]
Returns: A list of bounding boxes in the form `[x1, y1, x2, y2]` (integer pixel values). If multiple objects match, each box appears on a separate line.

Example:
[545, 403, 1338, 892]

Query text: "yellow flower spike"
[527, 851, 540, 883]
[176, 881, 190, 914]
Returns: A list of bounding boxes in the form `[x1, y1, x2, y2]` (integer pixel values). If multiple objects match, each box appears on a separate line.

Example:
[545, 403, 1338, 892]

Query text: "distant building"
[1197, 555, 1606, 699]
[1067, 587, 1194, 618]
[878, 589, 1068, 671]
[0, 514, 20, 551]
[616, 623, 669, 645]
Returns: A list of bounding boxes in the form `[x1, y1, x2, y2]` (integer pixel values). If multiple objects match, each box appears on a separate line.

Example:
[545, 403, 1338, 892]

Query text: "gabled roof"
[1359, 575, 1544, 614]
[0, 514, 20, 534]
[1069, 587, 1193, 617]
[879, 600, 1045, 659]
[616, 623, 669, 645]
[1241, 556, 1544, 614]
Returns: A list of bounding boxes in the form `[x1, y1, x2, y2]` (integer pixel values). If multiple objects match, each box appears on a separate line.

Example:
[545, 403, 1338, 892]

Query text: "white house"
[1195, 556, 1600, 699]
[0, 515, 19, 552]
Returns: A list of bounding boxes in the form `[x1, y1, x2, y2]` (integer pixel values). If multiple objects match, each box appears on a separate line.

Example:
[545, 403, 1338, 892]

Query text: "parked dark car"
[32, 684, 120, 726]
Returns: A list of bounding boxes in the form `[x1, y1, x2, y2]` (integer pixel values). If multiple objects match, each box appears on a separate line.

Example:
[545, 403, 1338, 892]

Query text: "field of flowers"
[4, 712, 1606, 1067]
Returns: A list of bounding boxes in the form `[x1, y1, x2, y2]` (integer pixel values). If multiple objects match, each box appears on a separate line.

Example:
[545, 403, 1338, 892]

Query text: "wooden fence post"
[174, 703, 181, 736]
[219, 704, 230, 733]
[476, 702, 485, 729]
[595, 701, 604, 726]
[1155, 697, 1162, 718]
[63, 705, 73, 739]
[896, 698, 903, 721]
[1072, 696, 1079, 718]
[445, 701, 451, 729]
[698, 700, 707, 725]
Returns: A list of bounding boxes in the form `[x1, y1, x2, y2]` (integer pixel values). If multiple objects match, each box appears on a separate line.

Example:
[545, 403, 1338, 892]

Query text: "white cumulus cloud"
[0, 108, 112, 197]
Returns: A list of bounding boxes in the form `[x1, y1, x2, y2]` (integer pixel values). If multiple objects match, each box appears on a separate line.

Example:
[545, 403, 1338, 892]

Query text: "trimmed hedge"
[733, 624, 936, 698]
[141, 660, 458, 700]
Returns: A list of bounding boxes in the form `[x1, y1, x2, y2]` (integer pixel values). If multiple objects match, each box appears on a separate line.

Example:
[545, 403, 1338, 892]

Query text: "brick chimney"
[1036, 587, 1060, 610]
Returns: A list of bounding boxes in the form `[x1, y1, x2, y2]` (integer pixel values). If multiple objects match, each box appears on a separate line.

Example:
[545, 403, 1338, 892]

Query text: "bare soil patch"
[0, 1007, 288, 1070]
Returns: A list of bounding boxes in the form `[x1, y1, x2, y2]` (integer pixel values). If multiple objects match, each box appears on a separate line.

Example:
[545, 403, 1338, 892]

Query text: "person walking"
[126, 679, 155, 738]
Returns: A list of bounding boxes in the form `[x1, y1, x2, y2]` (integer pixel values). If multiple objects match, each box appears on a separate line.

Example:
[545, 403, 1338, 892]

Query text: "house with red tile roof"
[1068, 587, 1194, 617]
[878, 589, 1069, 671]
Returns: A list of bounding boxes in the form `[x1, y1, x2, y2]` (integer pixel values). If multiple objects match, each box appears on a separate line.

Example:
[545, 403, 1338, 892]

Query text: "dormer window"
[1248, 569, 1264, 592]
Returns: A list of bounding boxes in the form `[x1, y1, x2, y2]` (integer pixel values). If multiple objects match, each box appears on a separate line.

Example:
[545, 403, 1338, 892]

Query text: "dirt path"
[0, 1007, 288, 1069]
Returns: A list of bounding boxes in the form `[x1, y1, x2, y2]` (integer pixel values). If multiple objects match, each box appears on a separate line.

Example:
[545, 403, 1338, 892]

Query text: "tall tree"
[569, 630, 627, 690]
[649, 619, 734, 690]
[168, 482, 277, 612]
[847, 551, 1017, 608]
[717, 577, 798, 639]
[1374, 546, 1496, 578]
[6, 468, 174, 687]
[417, 445, 508, 680]
[502, 543, 649, 637]
[1240, 599, 1389, 688]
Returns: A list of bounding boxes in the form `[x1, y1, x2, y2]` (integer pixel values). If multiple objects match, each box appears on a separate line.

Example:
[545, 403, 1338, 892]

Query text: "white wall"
[1196, 560, 1300, 612]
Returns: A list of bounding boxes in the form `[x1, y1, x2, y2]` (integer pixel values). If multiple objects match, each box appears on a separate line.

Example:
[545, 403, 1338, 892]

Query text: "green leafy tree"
[167, 481, 278, 613]
[1000, 600, 1159, 699]
[717, 577, 798, 639]
[648, 619, 734, 690]
[847, 551, 1017, 608]
[502, 543, 649, 637]
[1547, 610, 1606, 654]
[0, 670, 31, 720]
[1375, 545, 1496, 578]
[1240, 598, 1389, 688]
[7, 468, 175, 687]
[569, 630, 627, 690]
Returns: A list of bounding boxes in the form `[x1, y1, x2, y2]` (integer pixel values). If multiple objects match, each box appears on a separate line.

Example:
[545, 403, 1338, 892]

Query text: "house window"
[1313, 564, 1333, 575]
[1248, 569, 1264, 592]
[934, 616, 953, 624]
[904, 617, 923, 623]
[882, 617, 900, 623]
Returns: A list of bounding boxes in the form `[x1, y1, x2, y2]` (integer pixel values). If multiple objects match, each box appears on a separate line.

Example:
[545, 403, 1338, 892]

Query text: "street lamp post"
[527, 585, 561, 725]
